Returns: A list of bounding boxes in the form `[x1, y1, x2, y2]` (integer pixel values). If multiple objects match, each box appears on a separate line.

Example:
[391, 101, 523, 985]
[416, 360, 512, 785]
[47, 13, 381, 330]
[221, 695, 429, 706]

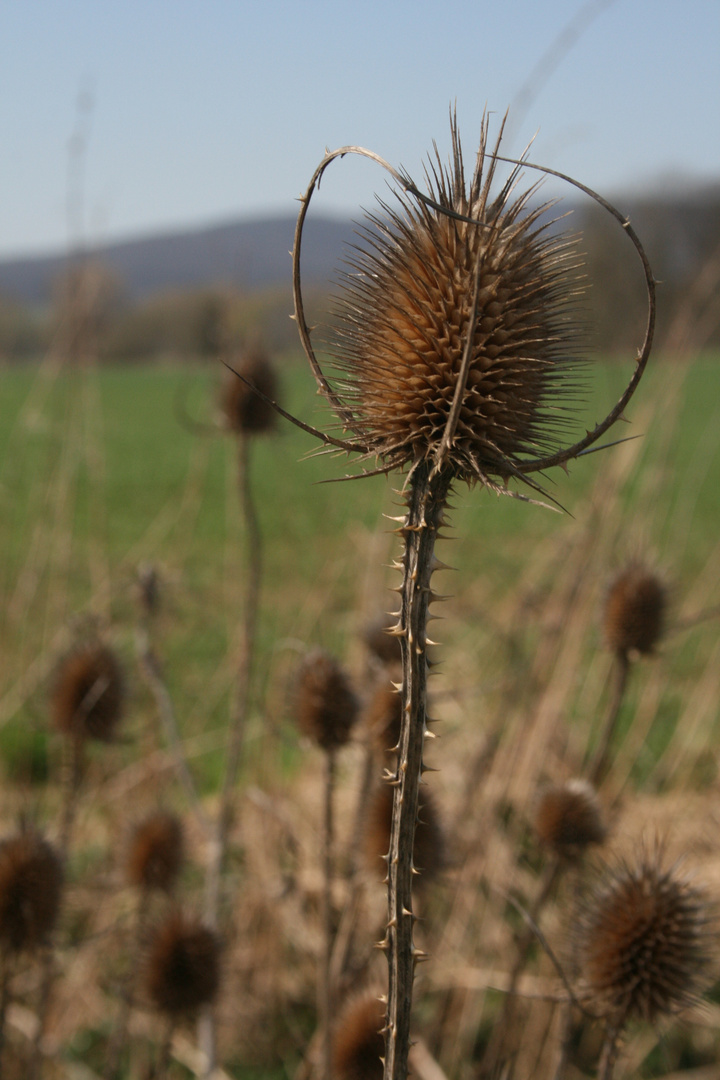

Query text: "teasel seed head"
[0, 828, 63, 953]
[220, 346, 277, 435]
[51, 642, 125, 742]
[333, 994, 386, 1080]
[604, 564, 666, 657]
[328, 114, 587, 483]
[144, 910, 220, 1017]
[364, 783, 445, 886]
[578, 851, 716, 1023]
[534, 779, 606, 860]
[294, 648, 359, 753]
[126, 811, 184, 894]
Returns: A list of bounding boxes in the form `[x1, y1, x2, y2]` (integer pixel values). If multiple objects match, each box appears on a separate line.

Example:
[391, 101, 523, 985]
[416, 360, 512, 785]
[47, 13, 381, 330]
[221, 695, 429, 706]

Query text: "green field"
[1, 352, 719, 784]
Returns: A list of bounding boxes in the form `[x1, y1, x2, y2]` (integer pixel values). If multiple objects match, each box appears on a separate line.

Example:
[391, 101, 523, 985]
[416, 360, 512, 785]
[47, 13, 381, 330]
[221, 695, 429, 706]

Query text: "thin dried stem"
[200, 432, 262, 1076]
[136, 628, 209, 831]
[586, 650, 631, 786]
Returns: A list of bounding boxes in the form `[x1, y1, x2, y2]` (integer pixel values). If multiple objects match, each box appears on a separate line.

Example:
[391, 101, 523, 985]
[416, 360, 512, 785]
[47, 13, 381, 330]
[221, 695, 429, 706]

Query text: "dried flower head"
[221, 347, 277, 435]
[126, 811, 184, 893]
[578, 851, 715, 1023]
[326, 114, 587, 484]
[51, 642, 125, 742]
[144, 911, 220, 1016]
[363, 616, 402, 668]
[0, 829, 63, 953]
[363, 674, 402, 757]
[604, 564, 666, 656]
[535, 779, 606, 859]
[334, 994, 386, 1080]
[294, 649, 359, 752]
[364, 783, 445, 885]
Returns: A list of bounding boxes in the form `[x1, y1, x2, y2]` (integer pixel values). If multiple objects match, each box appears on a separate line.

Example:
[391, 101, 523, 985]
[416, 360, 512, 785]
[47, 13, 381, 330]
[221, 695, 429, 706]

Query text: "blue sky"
[1, 0, 718, 258]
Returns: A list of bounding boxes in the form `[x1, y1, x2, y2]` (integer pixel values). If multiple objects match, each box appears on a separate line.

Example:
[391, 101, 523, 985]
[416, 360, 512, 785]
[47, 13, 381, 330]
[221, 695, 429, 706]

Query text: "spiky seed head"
[578, 852, 715, 1023]
[363, 615, 402, 667]
[334, 994, 386, 1080]
[363, 674, 402, 757]
[144, 910, 220, 1016]
[328, 115, 587, 482]
[294, 649, 359, 752]
[51, 642, 125, 742]
[364, 783, 445, 886]
[220, 347, 277, 434]
[126, 811, 184, 893]
[604, 564, 666, 656]
[0, 829, 63, 953]
[534, 779, 606, 859]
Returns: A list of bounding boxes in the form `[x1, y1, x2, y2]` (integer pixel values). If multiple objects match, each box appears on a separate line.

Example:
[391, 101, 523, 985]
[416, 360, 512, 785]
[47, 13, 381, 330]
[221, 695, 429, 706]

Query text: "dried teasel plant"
[284, 109, 655, 1080]
[576, 849, 717, 1079]
[588, 563, 668, 785]
[294, 649, 360, 1080]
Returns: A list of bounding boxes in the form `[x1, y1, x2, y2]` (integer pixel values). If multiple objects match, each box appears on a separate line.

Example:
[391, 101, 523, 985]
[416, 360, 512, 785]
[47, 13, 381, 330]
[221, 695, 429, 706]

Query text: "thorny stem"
[199, 432, 262, 1076]
[382, 461, 452, 1080]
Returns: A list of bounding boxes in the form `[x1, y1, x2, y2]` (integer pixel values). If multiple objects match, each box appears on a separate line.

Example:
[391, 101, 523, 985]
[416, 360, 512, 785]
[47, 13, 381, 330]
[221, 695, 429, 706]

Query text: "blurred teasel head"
[534, 778, 606, 860]
[577, 850, 716, 1024]
[604, 563, 667, 658]
[0, 827, 63, 954]
[294, 648, 359, 753]
[126, 810, 184, 894]
[220, 345, 277, 436]
[144, 910, 221, 1017]
[51, 641, 125, 743]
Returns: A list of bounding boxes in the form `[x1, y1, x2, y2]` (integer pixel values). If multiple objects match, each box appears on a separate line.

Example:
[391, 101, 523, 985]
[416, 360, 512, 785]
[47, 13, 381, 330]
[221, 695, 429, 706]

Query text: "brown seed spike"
[578, 851, 716, 1023]
[604, 563, 666, 656]
[327, 115, 587, 483]
[333, 994, 386, 1080]
[144, 910, 220, 1017]
[126, 811, 184, 894]
[534, 779, 606, 860]
[51, 642, 125, 742]
[294, 648, 359, 752]
[220, 346, 277, 435]
[0, 828, 63, 953]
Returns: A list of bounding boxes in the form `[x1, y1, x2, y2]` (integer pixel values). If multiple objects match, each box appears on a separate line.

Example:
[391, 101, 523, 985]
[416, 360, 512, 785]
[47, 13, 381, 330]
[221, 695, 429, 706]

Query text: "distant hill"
[0, 214, 358, 305]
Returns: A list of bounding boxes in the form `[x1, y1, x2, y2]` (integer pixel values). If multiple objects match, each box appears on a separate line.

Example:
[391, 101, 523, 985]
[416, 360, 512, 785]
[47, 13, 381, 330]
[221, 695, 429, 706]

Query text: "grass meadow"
[1, 349, 720, 1078]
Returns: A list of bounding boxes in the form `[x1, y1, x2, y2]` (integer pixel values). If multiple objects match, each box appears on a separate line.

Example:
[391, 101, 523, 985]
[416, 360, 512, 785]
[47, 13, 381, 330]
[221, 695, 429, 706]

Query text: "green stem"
[383, 462, 452, 1080]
